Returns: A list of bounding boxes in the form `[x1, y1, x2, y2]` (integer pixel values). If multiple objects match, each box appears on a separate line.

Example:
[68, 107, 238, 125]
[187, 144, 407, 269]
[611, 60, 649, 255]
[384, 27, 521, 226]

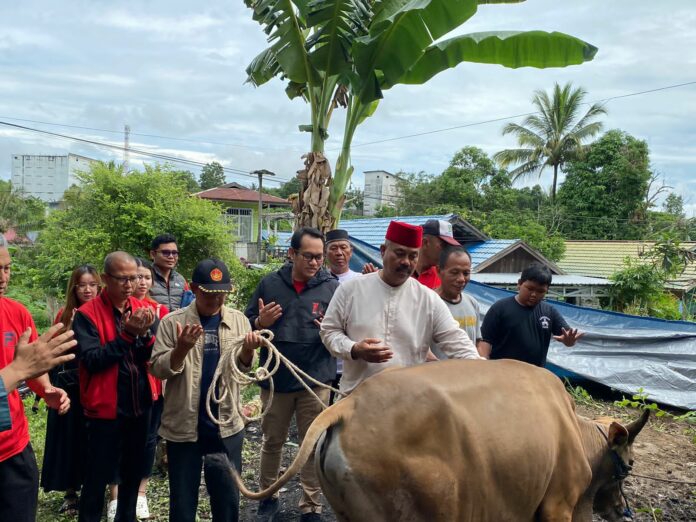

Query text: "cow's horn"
[626, 409, 650, 443]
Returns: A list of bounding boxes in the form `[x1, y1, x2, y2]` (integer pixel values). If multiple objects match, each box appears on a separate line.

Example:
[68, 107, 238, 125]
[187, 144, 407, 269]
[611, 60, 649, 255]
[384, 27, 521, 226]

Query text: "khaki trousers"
[259, 387, 330, 514]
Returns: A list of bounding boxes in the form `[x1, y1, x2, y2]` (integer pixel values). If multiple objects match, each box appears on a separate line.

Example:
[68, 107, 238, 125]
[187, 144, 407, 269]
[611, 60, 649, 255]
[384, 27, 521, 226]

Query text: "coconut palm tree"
[494, 82, 607, 202]
[244, 1, 600, 230]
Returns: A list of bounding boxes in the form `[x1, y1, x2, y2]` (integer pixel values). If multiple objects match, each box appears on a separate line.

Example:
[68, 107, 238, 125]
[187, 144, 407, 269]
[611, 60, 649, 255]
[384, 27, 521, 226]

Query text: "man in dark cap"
[151, 258, 261, 522]
[321, 221, 481, 395]
[325, 229, 359, 283]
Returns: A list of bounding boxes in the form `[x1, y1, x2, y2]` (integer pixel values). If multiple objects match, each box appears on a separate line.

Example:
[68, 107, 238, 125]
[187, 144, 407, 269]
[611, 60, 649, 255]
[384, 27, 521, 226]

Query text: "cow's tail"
[229, 396, 354, 500]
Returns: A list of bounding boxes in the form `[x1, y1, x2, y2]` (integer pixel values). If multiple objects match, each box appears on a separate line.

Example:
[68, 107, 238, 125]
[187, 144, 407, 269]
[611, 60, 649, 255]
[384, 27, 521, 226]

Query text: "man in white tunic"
[320, 221, 483, 395]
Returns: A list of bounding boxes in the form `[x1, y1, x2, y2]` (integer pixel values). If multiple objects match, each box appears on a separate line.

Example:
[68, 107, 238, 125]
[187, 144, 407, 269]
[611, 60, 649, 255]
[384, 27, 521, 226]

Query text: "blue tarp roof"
[466, 281, 696, 410]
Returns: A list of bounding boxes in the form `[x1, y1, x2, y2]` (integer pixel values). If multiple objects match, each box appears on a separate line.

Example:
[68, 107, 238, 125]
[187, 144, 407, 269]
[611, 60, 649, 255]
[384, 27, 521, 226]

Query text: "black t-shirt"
[480, 296, 569, 367]
[198, 313, 221, 444]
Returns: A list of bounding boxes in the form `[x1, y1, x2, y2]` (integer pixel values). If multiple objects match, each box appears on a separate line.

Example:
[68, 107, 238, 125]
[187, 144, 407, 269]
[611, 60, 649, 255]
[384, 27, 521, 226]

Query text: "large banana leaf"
[244, 0, 317, 85]
[353, 0, 480, 102]
[398, 31, 598, 84]
[305, 0, 372, 75]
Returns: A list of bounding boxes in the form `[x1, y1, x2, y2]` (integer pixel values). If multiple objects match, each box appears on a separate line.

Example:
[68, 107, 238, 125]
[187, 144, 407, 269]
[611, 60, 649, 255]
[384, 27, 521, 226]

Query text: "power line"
[0, 121, 293, 185]
[341, 80, 696, 150]
[0, 115, 303, 153]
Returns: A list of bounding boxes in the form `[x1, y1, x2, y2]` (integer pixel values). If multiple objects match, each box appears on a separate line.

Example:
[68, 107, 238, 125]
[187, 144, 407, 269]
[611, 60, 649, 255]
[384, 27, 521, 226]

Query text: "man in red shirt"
[415, 219, 460, 289]
[0, 235, 71, 522]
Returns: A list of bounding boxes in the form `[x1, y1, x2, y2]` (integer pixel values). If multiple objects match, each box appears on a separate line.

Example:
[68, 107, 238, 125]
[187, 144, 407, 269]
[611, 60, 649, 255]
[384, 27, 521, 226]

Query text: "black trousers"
[0, 443, 38, 522]
[142, 397, 163, 478]
[167, 431, 244, 522]
[79, 412, 151, 522]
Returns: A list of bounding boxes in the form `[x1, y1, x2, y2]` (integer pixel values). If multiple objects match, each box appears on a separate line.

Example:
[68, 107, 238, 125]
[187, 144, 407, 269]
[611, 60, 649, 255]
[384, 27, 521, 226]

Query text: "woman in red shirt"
[41, 264, 100, 516]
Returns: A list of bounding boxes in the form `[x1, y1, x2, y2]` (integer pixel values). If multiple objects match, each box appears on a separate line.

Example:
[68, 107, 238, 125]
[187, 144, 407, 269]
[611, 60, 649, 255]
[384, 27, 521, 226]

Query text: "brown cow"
[233, 360, 648, 521]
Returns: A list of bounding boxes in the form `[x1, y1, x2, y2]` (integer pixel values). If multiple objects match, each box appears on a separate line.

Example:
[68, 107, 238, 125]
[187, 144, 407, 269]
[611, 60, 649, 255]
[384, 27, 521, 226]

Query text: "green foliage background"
[23, 163, 234, 296]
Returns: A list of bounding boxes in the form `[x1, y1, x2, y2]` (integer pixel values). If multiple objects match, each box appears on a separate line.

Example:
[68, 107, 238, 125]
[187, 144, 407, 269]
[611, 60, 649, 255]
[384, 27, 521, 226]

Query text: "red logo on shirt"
[312, 302, 321, 315]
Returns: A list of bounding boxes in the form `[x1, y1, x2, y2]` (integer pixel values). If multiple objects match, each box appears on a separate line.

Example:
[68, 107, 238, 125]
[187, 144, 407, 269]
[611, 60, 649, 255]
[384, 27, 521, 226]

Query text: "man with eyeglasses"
[149, 234, 190, 311]
[245, 227, 339, 522]
[73, 251, 160, 522]
[479, 262, 583, 367]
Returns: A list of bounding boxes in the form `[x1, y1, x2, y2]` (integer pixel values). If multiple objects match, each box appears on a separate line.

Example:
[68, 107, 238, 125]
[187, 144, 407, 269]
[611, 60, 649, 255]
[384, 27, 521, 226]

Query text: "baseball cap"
[422, 219, 459, 246]
[191, 258, 232, 293]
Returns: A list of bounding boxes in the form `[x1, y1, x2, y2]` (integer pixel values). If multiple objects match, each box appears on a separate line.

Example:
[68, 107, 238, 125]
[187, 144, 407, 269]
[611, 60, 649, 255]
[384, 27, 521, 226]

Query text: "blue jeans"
[166, 431, 244, 522]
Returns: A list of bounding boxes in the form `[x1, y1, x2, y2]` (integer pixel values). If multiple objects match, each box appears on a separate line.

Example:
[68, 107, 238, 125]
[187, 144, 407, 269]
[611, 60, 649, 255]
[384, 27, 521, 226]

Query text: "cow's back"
[317, 359, 591, 522]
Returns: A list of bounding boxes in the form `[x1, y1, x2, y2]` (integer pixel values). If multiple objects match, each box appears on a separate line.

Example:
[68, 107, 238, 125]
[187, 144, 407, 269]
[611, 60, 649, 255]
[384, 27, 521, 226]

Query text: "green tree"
[243, 0, 598, 230]
[171, 169, 200, 193]
[494, 82, 606, 201]
[199, 162, 226, 190]
[557, 130, 652, 239]
[30, 162, 232, 294]
[663, 193, 684, 218]
[0, 180, 47, 234]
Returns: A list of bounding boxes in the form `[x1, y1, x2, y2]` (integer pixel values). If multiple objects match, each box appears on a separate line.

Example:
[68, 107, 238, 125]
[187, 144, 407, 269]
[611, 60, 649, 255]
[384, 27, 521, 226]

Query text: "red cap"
[385, 221, 423, 248]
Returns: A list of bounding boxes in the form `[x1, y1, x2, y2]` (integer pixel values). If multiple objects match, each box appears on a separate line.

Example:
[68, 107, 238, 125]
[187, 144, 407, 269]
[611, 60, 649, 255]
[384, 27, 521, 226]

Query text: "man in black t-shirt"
[479, 263, 583, 367]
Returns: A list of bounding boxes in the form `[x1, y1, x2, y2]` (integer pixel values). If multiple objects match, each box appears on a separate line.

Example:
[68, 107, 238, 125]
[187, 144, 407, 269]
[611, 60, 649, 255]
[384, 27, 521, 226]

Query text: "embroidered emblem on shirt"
[210, 268, 223, 281]
[539, 316, 551, 329]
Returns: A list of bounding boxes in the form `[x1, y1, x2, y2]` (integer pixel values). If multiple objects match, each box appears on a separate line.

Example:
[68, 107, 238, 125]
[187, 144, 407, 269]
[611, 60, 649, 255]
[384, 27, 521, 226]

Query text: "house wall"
[364, 170, 401, 216]
[479, 250, 540, 273]
[215, 200, 260, 242]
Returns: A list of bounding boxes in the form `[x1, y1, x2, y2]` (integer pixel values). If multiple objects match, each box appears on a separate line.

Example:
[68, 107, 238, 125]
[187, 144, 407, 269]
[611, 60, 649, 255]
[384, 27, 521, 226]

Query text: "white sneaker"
[136, 495, 150, 520]
[107, 500, 118, 522]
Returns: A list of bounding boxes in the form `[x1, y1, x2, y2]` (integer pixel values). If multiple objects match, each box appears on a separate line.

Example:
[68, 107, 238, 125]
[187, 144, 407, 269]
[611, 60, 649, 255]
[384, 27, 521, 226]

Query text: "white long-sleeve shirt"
[320, 272, 482, 394]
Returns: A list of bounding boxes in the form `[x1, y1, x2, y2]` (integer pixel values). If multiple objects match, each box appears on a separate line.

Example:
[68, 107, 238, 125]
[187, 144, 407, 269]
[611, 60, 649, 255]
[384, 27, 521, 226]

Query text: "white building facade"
[363, 170, 403, 216]
[11, 153, 97, 203]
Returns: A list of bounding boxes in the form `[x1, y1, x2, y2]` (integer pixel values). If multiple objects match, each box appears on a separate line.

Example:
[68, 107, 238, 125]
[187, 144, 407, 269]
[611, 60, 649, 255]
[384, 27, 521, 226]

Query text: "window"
[222, 207, 253, 241]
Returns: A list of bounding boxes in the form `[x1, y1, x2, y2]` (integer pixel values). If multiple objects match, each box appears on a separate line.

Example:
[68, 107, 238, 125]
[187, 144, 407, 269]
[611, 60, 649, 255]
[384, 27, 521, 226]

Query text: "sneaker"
[256, 497, 280, 522]
[106, 500, 118, 522]
[300, 513, 322, 522]
[136, 495, 150, 520]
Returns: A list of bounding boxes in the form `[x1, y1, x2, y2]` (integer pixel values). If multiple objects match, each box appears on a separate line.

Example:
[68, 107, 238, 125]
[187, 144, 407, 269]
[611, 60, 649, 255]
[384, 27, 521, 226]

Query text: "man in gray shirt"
[432, 246, 483, 359]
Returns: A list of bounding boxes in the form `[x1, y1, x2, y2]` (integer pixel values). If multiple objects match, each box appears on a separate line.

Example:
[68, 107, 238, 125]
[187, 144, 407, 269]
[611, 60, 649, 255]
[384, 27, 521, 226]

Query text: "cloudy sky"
[1, 1, 695, 212]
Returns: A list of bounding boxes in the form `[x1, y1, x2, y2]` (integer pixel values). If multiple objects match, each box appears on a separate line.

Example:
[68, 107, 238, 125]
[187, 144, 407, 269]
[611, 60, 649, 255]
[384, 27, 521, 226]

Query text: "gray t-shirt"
[432, 292, 481, 360]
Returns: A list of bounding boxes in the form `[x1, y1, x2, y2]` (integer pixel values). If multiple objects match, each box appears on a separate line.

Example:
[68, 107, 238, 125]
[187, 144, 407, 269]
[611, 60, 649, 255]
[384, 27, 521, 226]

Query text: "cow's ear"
[607, 421, 629, 447]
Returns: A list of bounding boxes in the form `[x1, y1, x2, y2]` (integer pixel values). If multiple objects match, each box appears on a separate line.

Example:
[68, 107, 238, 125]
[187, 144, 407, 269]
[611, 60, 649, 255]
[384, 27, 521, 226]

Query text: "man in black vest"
[149, 234, 189, 311]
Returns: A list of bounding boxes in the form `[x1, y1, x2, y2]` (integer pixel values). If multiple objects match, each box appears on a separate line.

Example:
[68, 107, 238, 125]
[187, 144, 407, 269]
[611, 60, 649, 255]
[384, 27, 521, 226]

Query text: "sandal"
[59, 495, 79, 516]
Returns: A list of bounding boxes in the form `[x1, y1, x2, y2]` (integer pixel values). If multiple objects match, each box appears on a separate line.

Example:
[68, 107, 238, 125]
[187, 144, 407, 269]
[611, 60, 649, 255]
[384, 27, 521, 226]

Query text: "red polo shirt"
[416, 266, 441, 290]
[0, 297, 37, 461]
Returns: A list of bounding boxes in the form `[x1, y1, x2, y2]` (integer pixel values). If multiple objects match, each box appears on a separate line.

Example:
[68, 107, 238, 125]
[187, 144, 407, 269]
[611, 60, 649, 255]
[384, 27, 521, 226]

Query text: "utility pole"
[123, 124, 130, 173]
[252, 169, 275, 262]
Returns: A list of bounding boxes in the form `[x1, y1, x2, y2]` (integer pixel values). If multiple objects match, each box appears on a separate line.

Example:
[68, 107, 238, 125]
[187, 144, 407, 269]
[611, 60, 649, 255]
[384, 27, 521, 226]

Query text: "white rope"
[205, 329, 344, 425]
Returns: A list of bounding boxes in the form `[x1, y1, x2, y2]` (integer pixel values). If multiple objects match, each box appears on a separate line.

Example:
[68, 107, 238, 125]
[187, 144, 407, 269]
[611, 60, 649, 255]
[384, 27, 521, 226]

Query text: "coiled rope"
[205, 329, 344, 426]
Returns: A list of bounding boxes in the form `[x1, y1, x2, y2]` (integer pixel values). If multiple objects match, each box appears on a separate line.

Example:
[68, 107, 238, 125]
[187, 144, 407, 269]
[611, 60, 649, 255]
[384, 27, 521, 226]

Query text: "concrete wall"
[11, 153, 96, 202]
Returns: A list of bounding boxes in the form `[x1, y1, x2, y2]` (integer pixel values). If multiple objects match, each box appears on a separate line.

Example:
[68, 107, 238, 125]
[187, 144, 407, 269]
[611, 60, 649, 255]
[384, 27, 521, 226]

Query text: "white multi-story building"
[363, 170, 403, 216]
[11, 153, 98, 203]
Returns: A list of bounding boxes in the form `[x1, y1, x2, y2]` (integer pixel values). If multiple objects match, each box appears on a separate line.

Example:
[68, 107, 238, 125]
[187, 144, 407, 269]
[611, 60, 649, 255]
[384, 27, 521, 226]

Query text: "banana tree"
[243, 0, 599, 231]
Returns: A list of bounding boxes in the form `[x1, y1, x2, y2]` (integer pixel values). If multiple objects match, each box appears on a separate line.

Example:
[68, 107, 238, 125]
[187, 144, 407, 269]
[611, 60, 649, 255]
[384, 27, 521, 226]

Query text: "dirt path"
[239, 403, 695, 522]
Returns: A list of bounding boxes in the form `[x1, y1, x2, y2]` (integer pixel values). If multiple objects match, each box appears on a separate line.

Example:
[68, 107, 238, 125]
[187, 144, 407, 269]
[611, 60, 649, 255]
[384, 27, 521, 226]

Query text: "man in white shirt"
[325, 229, 359, 283]
[320, 221, 482, 395]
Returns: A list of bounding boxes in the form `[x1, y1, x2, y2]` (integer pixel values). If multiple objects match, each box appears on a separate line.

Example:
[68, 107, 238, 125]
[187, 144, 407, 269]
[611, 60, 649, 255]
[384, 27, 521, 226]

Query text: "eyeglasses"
[297, 252, 324, 263]
[156, 250, 179, 258]
[107, 273, 139, 285]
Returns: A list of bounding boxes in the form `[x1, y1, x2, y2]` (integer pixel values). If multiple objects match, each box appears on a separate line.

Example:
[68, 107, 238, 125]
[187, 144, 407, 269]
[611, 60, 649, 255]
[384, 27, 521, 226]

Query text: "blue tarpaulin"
[465, 281, 696, 411]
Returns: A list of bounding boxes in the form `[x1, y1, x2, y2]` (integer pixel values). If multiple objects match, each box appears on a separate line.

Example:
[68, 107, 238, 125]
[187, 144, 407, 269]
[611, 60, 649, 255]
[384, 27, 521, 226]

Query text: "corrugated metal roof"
[559, 241, 696, 291]
[196, 187, 290, 205]
[472, 273, 611, 286]
[340, 214, 451, 247]
[466, 240, 518, 268]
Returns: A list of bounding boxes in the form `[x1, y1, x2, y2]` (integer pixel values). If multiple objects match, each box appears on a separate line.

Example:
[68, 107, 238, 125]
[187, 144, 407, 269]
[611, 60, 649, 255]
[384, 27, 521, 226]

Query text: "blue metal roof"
[339, 214, 452, 249]
[265, 216, 520, 270]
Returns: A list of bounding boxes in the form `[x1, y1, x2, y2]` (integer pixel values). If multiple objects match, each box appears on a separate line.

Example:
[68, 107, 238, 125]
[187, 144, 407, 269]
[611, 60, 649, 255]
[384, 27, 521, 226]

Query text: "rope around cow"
[205, 329, 344, 426]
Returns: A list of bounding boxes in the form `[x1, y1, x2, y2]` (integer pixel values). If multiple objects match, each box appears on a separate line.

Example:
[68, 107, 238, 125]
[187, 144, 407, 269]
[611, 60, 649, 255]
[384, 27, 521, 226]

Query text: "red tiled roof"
[195, 187, 291, 206]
